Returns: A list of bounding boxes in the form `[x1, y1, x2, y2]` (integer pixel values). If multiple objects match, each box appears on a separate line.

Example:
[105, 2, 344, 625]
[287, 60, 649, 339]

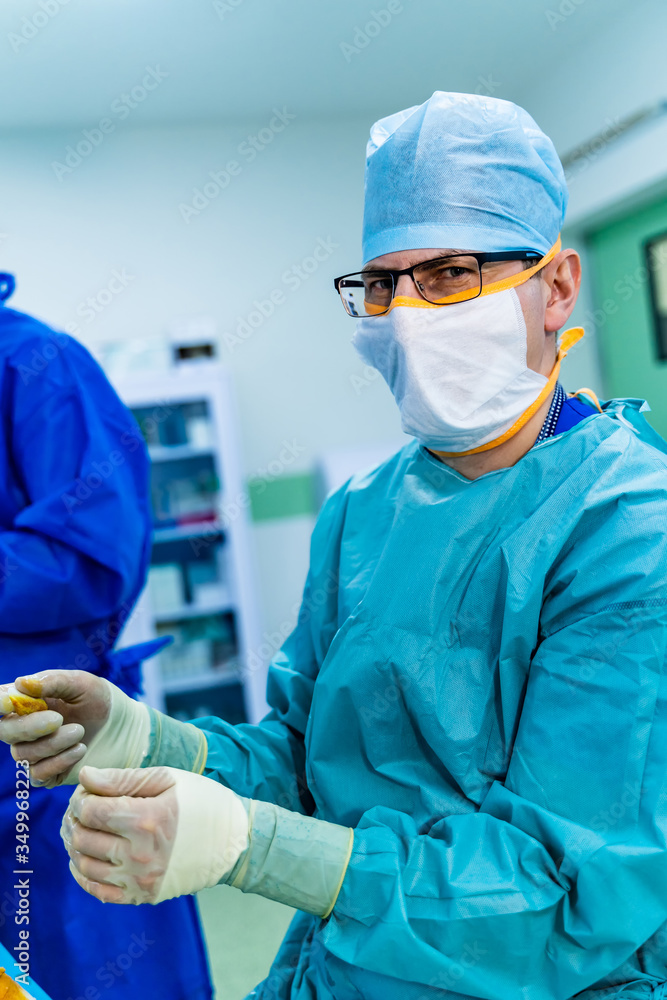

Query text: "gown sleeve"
[191, 483, 348, 815]
[0, 325, 151, 633]
[320, 480, 667, 1000]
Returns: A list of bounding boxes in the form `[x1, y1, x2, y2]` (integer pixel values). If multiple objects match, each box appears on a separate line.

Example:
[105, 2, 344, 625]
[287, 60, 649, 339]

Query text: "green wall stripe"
[248, 472, 318, 522]
[588, 193, 667, 439]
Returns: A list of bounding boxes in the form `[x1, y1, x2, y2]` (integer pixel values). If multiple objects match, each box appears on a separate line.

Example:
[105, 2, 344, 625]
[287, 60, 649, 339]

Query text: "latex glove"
[0, 670, 149, 788]
[61, 765, 249, 905]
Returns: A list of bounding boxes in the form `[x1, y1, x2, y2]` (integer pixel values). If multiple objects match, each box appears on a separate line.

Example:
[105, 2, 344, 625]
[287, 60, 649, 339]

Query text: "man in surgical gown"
[4, 92, 667, 1000]
[0, 278, 213, 1000]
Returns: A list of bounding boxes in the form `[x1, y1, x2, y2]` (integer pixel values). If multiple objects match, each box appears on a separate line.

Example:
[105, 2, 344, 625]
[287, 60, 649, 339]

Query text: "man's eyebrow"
[417, 250, 470, 262]
[362, 250, 471, 273]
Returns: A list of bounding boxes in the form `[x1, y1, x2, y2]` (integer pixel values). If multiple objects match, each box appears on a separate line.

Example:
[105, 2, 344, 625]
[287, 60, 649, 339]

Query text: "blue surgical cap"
[362, 91, 568, 265]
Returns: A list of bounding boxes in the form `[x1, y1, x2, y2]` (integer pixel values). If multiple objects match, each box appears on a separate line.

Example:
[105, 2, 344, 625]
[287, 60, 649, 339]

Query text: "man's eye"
[365, 277, 392, 291]
[437, 265, 474, 279]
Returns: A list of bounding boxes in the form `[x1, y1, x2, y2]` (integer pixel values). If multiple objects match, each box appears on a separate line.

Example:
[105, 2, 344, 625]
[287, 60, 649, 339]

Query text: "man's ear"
[543, 250, 581, 333]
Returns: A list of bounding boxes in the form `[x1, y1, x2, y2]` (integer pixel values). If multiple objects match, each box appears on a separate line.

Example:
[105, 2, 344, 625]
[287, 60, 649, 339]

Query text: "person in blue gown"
[0, 274, 213, 1000]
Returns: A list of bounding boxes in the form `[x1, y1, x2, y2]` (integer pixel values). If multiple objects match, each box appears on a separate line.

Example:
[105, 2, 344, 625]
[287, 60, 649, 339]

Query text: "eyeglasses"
[333, 250, 544, 317]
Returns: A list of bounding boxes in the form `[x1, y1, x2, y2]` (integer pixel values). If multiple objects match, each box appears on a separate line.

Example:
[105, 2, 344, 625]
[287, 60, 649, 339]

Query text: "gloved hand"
[61, 765, 249, 905]
[0, 670, 150, 788]
[62, 764, 355, 917]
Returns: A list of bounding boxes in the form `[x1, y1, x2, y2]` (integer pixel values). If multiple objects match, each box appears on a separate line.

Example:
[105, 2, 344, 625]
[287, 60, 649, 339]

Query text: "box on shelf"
[155, 610, 238, 681]
[132, 400, 215, 451]
[159, 638, 213, 679]
[147, 564, 184, 616]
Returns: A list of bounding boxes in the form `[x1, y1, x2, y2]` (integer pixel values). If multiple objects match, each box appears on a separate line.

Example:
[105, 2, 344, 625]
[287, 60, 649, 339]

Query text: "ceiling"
[0, 0, 636, 133]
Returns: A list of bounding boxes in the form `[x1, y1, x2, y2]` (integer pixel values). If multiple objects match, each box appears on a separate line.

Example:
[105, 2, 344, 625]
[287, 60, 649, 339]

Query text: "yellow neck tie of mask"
[436, 326, 585, 458]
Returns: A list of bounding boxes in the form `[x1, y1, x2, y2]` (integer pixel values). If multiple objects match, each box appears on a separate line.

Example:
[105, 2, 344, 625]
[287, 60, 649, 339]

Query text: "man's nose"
[395, 274, 420, 298]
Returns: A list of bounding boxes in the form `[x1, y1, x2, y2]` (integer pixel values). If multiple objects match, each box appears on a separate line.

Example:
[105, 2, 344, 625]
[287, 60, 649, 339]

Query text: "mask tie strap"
[569, 387, 604, 413]
[436, 326, 585, 458]
[477, 235, 562, 299]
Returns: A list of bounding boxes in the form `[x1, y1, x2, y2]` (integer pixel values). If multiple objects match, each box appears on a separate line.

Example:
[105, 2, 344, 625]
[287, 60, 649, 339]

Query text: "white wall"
[0, 118, 407, 474]
[0, 118, 410, 645]
[517, 0, 667, 158]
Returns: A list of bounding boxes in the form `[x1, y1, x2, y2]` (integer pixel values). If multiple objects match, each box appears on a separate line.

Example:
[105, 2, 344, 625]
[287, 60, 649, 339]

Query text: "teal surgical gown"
[194, 398, 667, 1000]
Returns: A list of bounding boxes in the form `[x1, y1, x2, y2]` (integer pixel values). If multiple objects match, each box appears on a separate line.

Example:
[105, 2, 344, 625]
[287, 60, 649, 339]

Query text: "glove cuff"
[156, 770, 249, 901]
[143, 707, 208, 773]
[64, 683, 151, 785]
[227, 799, 353, 918]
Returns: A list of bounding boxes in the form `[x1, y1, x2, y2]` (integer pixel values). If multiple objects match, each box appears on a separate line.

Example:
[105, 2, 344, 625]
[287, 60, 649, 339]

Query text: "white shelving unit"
[110, 363, 267, 725]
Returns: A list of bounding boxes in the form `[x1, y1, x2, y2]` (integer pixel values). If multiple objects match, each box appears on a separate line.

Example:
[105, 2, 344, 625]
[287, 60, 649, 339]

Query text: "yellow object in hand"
[0, 686, 47, 716]
[0, 966, 35, 998]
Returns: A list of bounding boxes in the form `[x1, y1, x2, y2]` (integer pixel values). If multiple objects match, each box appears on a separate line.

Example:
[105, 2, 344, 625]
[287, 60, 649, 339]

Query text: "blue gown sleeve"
[321, 489, 667, 999]
[191, 485, 348, 814]
[0, 326, 151, 633]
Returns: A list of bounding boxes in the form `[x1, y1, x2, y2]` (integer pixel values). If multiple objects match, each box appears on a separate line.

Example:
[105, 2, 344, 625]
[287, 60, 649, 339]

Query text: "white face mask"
[352, 288, 583, 455]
